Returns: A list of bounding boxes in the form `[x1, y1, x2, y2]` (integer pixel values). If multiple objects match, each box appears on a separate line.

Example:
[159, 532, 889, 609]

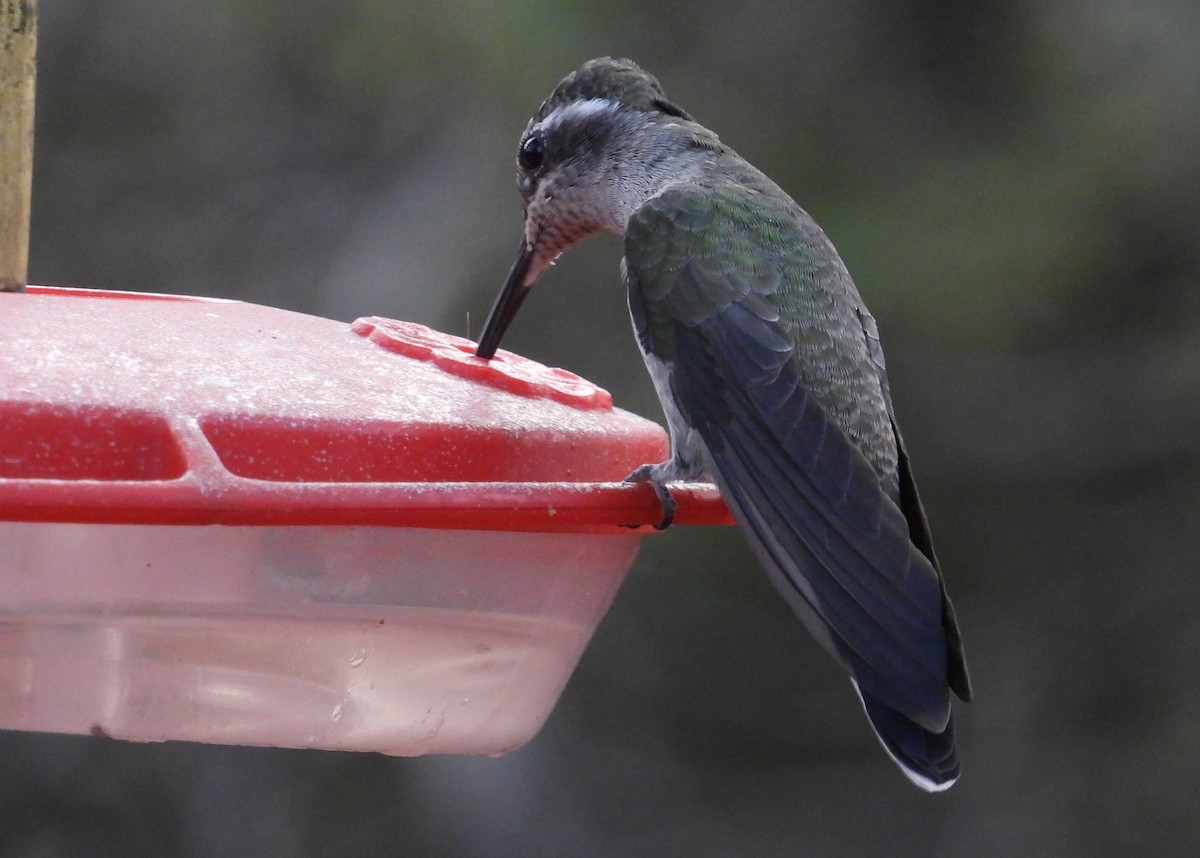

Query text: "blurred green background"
[8, 0, 1200, 854]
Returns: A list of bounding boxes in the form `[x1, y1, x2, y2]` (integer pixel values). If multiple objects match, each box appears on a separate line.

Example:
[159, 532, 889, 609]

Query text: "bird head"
[475, 58, 709, 358]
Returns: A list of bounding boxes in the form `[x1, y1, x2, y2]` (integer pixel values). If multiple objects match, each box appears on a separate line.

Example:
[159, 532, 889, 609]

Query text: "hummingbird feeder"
[0, 286, 729, 755]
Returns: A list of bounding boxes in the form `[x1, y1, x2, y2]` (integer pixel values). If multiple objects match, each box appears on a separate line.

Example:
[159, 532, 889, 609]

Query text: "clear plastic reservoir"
[0, 522, 639, 755]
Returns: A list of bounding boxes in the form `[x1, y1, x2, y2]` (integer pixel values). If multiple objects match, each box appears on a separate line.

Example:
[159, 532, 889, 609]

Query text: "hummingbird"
[475, 58, 971, 791]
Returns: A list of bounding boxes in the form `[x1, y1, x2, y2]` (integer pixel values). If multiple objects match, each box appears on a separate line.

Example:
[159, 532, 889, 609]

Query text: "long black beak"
[475, 239, 534, 359]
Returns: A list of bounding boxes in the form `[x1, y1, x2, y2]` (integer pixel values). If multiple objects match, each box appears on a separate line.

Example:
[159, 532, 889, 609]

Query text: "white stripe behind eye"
[534, 97, 620, 135]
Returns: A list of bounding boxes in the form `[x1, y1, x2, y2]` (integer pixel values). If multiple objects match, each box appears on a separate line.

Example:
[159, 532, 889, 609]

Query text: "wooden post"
[0, 0, 36, 293]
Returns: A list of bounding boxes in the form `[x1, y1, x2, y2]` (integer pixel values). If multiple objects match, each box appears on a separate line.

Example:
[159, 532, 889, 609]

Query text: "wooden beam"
[0, 0, 36, 292]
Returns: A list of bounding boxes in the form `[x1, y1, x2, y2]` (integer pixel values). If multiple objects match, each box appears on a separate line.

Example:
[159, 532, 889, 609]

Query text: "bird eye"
[518, 134, 545, 171]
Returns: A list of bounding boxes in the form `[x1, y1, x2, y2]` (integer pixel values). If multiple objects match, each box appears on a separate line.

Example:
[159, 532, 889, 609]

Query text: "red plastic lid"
[0, 287, 729, 532]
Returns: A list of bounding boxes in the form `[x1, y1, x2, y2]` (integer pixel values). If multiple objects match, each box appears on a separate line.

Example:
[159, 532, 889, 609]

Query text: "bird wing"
[625, 183, 958, 733]
[858, 305, 972, 702]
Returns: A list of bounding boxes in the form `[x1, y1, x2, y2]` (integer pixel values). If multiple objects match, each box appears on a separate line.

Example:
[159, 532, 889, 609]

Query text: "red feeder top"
[0, 287, 730, 532]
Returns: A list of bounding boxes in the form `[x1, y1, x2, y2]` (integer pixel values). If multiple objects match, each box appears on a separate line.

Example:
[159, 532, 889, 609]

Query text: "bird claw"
[625, 463, 677, 530]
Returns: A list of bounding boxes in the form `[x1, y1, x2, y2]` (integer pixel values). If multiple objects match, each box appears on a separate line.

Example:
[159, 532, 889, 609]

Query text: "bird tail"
[852, 679, 960, 792]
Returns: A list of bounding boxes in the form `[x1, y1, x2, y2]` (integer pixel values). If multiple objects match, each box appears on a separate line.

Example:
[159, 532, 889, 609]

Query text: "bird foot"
[625, 462, 678, 530]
